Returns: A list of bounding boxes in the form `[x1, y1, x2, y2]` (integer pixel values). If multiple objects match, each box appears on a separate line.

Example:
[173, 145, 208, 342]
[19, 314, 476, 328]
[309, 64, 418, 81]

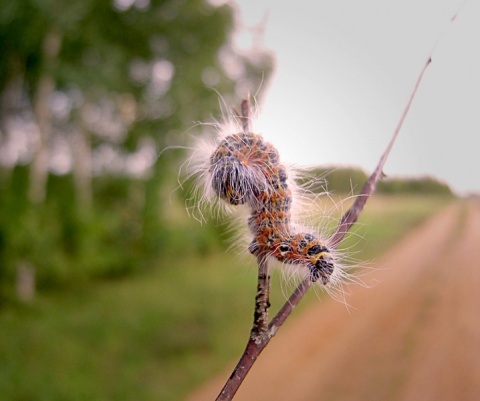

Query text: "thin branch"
[267, 58, 433, 338]
[253, 253, 271, 338]
[215, 333, 269, 401]
[216, 56, 432, 400]
[216, 253, 271, 401]
[217, 101, 271, 401]
[269, 279, 311, 336]
[216, 255, 271, 401]
[239, 96, 252, 134]
[330, 56, 432, 248]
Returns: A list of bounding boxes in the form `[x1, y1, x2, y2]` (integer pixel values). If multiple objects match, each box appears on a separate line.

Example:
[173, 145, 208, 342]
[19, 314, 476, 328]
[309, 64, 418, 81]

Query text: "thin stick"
[270, 56, 432, 335]
[216, 254, 271, 401]
[216, 56, 432, 400]
[253, 253, 271, 338]
[240, 96, 252, 134]
[269, 279, 311, 337]
[330, 56, 432, 248]
[217, 99, 271, 401]
[215, 333, 269, 401]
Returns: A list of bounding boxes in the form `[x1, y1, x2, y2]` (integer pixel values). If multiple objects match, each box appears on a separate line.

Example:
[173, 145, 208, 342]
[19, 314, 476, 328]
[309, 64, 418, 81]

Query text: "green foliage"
[301, 166, 369, 194]
[377, 175, 454, 196]
[0, 0, 272, 148]
[306, 166, 454, 196]
[0, 0, 273, 299]
[0, 166, 231, 299]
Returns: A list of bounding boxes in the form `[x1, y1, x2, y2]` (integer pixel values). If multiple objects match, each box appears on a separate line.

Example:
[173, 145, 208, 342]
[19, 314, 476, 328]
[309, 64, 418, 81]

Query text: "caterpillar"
[190, 110, 336, 285]
[210, 131, 335, 284]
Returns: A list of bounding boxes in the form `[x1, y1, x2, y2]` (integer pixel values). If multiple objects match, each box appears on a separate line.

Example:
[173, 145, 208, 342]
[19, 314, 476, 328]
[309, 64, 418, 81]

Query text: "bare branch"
[216, 254, 271, 401]
[215, 56, 432, 400]
[253, 253, 271, 339]
[269, 279, 311, 337]
[240, 96, 252, 134]
[330, 56, 432, 248]
[215, 335, 269, 401]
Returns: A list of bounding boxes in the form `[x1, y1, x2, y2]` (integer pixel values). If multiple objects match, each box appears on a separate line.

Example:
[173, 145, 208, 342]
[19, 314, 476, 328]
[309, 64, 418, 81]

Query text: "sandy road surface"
[189, 200, 480, 401]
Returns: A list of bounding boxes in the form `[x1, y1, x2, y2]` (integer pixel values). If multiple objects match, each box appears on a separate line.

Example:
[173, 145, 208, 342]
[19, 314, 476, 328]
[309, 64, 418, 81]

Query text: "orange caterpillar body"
[210, 131, 334, 284]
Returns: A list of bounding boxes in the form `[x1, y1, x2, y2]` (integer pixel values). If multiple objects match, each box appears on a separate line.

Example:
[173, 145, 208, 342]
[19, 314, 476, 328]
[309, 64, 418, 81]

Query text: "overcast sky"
[230, 0, 479, 194]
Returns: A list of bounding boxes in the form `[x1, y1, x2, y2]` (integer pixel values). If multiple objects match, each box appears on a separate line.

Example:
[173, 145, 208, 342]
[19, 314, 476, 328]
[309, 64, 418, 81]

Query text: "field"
[0, 195, 452, 401]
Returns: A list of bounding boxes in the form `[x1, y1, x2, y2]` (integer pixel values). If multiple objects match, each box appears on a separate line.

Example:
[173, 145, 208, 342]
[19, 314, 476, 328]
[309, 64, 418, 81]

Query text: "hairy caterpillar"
[189, 106, 336, 285]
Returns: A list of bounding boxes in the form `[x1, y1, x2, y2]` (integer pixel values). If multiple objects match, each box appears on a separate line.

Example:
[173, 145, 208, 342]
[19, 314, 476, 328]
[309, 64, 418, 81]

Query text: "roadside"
[189, 200, 480, 401]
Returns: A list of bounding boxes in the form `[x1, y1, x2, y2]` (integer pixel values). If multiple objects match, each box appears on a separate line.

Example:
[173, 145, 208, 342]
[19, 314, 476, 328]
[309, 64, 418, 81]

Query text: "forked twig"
[216, 56, 433, 400]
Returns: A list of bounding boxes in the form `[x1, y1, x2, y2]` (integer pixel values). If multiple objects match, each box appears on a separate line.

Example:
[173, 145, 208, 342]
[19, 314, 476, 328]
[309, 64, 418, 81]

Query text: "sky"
[229, 0, 480, 194]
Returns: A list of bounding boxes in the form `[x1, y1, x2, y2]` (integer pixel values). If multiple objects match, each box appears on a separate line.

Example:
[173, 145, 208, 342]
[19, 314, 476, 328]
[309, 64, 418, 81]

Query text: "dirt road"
[189, 200, 480, 401]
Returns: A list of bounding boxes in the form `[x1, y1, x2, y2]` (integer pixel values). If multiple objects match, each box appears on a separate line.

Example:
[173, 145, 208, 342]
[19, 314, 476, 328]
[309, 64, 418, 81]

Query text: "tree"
[0, 0, 273, 205]
[0, 0, 273, 295]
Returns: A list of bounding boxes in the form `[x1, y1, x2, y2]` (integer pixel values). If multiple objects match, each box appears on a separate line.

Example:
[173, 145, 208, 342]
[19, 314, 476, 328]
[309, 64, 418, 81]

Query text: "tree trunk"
[0, 58, 24, 182]
[71, 127, 93, 210]
[28, 29, 62, 204]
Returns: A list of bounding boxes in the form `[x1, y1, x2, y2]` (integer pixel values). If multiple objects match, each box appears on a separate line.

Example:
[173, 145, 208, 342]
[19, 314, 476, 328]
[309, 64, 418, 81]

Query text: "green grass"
[0, 254, 258, 401]
[0, 195, 453, 401]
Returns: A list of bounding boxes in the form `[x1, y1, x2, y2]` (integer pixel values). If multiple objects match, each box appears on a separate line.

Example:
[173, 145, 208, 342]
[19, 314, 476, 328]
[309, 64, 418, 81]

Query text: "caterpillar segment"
[210, 132, 335, 285]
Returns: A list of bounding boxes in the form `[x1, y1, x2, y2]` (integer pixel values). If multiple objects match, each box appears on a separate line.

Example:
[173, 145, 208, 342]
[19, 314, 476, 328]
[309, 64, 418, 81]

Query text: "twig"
[215, 330, 269, 401]
[330, 56, 432, 248]
[253, 253, 271, 339]
[269, 56, 433, 340]
[216, 55, 432, 400]
[269, 278, 311, 337]
[216, 100, 272, 401]
[239, 96, 252, 133]
[239, 100, 272, 336]
[216, 253, 271, 401]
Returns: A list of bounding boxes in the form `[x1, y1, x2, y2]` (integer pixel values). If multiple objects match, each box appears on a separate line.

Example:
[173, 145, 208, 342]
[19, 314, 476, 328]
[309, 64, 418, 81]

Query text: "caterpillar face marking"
[209, 131, 335, 285]
[270, 235, 335, 285]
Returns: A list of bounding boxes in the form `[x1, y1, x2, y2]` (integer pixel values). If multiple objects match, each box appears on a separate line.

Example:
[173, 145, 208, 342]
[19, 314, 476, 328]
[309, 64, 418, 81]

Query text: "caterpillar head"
[210, 156, 252, 205]
[273, 233, 335, 285]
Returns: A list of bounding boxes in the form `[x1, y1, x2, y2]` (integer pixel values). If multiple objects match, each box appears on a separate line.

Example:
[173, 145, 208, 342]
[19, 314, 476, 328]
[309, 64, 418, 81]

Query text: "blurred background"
[0, 1, 471, 400]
